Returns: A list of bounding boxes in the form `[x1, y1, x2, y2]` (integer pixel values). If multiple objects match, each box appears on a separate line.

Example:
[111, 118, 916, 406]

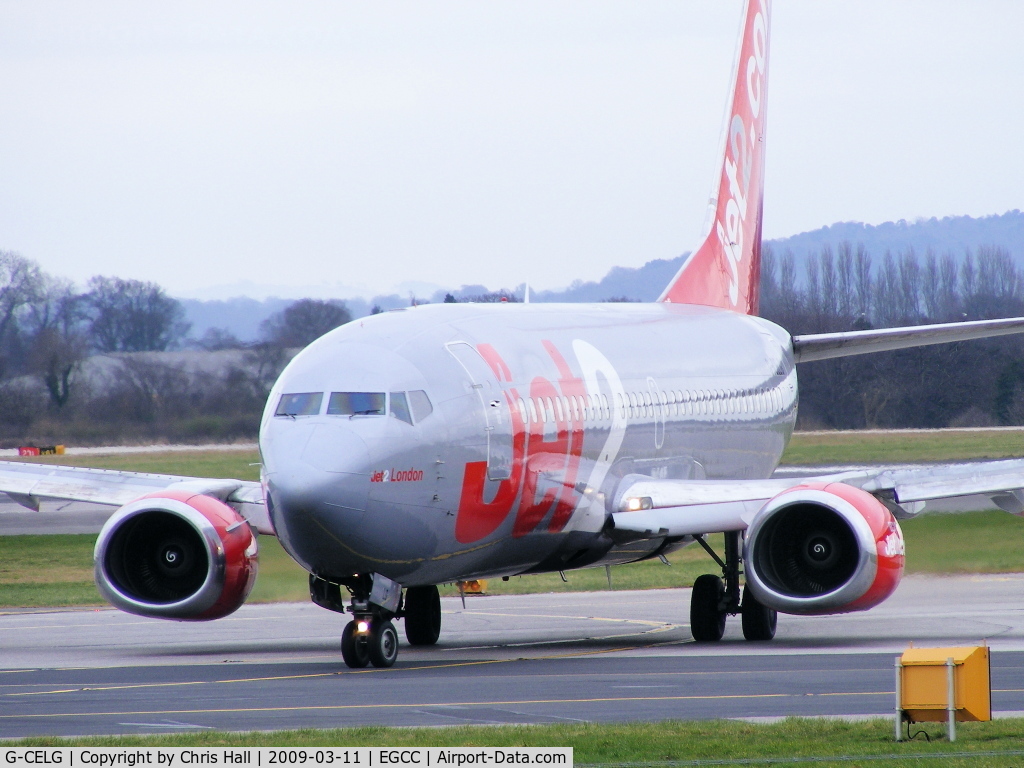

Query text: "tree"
[23, 277, 88, 409]
[86, 276, 190, 352]
[194, 327, 245, 351]
[261, 299, 352, 348]
[29, 327, 84, 409]
[0, 251, 44, 377]
[456, 290, 520, 303]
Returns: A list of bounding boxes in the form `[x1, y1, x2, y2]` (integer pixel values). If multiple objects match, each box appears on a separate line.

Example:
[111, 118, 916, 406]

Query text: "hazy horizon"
[4, 2, 1023, 298]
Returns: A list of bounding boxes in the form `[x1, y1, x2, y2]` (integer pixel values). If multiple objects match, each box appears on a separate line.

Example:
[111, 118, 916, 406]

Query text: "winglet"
[659, 0, 771, 315]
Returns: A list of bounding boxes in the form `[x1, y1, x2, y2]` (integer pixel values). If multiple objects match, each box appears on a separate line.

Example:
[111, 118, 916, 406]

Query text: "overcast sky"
[2, 2, 1022, 300]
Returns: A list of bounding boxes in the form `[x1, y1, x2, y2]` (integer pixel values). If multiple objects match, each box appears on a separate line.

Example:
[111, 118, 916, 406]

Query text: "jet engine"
[743, 482, 904, 615]
[94, 490, 258, 620]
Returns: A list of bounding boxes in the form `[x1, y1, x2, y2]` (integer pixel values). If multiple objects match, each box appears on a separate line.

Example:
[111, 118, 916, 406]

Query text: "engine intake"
[744, 482, 904, 615]
[95, 491, 258, 620]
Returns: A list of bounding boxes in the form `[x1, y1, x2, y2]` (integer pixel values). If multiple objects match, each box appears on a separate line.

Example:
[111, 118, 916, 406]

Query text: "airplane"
[6, 0, 1024, 669]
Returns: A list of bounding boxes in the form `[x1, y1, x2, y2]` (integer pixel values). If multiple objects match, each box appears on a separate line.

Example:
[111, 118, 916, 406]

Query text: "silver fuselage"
[260, 302, 797, 585]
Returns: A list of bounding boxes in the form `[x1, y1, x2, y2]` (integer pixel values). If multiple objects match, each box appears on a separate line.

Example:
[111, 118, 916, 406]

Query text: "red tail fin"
[659, 0, 771, 315]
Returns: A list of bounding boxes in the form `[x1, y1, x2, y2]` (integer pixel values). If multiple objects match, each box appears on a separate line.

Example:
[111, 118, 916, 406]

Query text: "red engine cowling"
[94, 490, 258, 621]
[743, 482, 904, 615]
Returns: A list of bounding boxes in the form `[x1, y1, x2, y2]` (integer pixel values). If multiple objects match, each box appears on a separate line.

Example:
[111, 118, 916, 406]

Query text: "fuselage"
[260, 302, 798, 586]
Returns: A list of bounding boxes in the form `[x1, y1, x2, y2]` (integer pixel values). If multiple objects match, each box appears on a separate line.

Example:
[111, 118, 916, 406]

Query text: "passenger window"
[276, 392, 323, 417]
[409, 390, 433, 422]
[390, 392, 413, 425]
[529, 398, 539, 423]
[518, 397, 529, 424]
[554, 397, 564, 423]
[328, 392, 385, 416]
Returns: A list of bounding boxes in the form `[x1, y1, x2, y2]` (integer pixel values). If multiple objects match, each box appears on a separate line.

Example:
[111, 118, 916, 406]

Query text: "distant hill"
[771, 210, 1024, 271]
[179, 211, 1024, 341]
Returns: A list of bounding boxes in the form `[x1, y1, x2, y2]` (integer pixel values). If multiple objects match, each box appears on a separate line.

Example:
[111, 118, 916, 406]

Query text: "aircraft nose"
[262, 421, 372, 571]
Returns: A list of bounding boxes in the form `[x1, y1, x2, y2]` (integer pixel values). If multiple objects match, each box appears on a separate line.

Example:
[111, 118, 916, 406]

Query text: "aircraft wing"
[0, 460, 272, 534]
[610, 459, 1024, 540]
[793, 316, 1024, 362]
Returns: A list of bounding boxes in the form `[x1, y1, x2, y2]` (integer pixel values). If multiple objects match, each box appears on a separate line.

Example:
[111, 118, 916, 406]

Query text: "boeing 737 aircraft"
[7, 0, 1024, 669]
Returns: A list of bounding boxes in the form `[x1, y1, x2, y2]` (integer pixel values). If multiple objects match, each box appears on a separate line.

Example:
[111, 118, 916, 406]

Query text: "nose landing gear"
[341, 616, 399, 668]
[311, 574, 442, 669]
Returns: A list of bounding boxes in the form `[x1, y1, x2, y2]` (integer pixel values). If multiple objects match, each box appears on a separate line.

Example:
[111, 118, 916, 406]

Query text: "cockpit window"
[276, 392, 323, 417]
[409, 390, 433, 422]
[327, 392, 385, 416]
[389, 392, 413, 425]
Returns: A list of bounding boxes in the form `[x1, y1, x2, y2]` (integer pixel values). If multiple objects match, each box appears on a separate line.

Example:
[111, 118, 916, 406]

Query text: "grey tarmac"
[2, 575, 1024, 738]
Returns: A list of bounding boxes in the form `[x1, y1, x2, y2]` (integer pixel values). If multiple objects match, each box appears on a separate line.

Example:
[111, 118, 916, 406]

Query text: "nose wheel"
[317, 575, 445, 669]
[340, 621, 369, 668]
[341, 618, 399, 668]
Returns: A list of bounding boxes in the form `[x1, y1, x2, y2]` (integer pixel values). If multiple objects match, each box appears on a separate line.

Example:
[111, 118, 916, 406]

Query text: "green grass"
[3, 442, 1024, 609]
[6, 449, 261, 481]
[902, 509, 1024, 574]
[7, 719, 1024, 765]
[4, 510, 1024, 608]
[782, 429, 1024, 464]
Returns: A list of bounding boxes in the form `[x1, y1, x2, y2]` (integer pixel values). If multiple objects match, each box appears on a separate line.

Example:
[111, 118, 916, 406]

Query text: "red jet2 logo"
[454, 341, 587, 544]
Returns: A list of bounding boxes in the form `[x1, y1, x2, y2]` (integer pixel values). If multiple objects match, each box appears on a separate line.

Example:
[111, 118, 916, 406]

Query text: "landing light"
[626, 496, 654, 512]
[356, 620, 370, 634]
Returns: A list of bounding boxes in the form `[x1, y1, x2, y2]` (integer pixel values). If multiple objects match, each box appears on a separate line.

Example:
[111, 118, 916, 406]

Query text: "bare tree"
[455, 290, 521, 303]
[938, 252, 960, 321]
[261, 299, 352, 348]
[836, 242, 854, 321]
[194, 327, 245, 351]
[86, 276, 190, 352]
[922, 250, 940, 321]
[238, 343, 290, 401]
[779, 250, 800, 319]
[853, 244, 873, 320]
[29, 328, 83, 409]
[896, 249, 922, 323]
[0, 251, 44, 377]
[22, 277, 88, 409]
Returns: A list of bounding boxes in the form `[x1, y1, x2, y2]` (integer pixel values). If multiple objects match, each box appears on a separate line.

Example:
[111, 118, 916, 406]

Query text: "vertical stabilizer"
[659, 0, 771, 315]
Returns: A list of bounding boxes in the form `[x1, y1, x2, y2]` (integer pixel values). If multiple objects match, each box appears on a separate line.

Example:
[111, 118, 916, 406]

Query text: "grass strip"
[3, 509, 1023, 608]
[782, 430, 1024, 464]
[4, 441, 1024, 608]
[6, 719, 1024, 765]
[6, 450, 262, 481]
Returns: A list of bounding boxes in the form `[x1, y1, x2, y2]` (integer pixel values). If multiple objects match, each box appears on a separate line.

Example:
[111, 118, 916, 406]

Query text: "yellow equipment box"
[899, 646, 991, 723]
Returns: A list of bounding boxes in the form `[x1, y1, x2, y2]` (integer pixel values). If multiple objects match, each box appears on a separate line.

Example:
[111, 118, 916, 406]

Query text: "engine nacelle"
[743, 482, 904, 615]
[94, 490, 258, 621]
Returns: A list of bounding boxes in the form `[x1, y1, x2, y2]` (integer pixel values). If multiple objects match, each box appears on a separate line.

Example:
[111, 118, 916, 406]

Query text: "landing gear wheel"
[341, 621, 369, 668]
[690, 574, 726, 642]
[404, 585, 442, 646]
[368, 619, 399, 668]
[741, 584, 777, 641]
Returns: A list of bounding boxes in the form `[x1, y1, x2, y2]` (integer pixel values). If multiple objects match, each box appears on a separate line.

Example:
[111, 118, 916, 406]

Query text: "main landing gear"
[310, 574, 442, 669]
[404, 585, 442, 646]
[690, 531, 776, 642]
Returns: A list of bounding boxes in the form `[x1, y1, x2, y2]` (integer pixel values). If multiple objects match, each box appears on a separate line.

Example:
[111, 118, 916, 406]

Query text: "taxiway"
[2, 576, 1024, 738]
